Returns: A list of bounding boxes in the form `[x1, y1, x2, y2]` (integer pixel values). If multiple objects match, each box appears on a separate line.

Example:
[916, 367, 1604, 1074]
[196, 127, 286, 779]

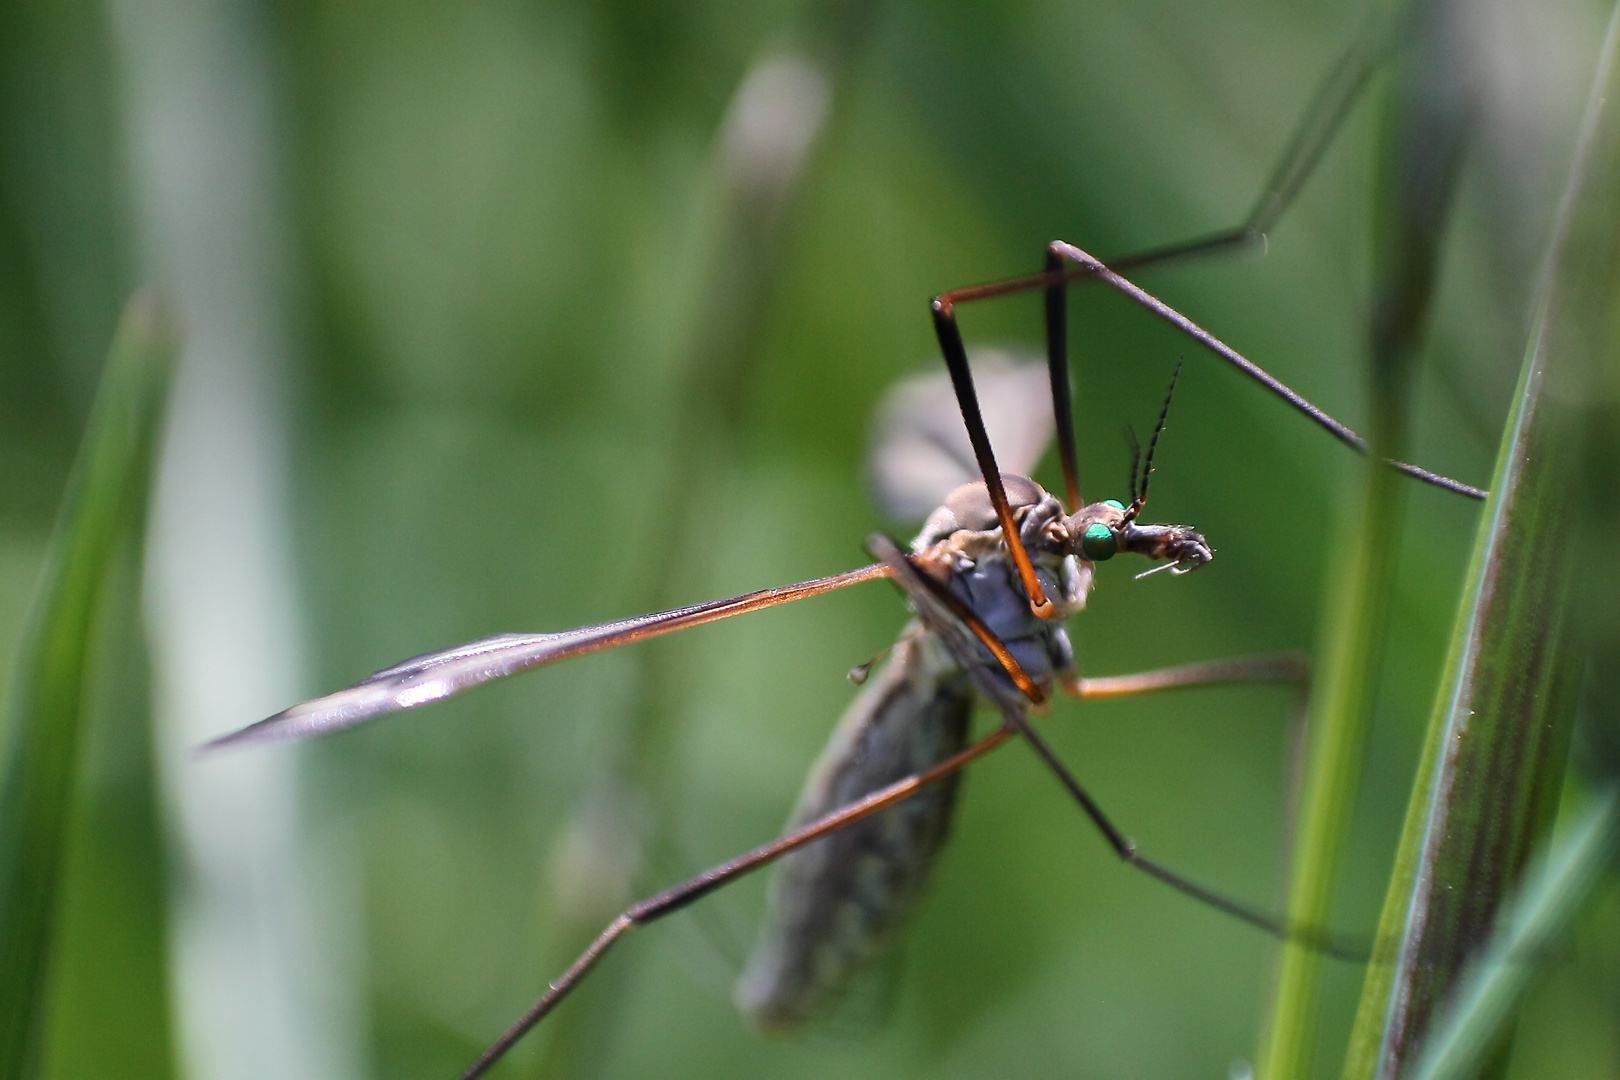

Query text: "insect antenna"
[1123, 424, 1143, 506]
[1124, 359, 1182, 523]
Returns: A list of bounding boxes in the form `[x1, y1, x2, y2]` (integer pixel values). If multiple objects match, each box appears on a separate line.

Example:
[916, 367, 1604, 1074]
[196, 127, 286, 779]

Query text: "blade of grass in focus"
[1405, 788, 1620, 1080]
[0, 290, 177, 1080]
[1340, 4, 1620, 1075]
[1258, 1, 1472, 1073]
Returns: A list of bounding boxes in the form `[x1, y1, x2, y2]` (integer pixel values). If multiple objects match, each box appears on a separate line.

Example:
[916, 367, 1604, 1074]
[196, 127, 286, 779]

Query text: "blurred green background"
[2, 0, 1616, 1077]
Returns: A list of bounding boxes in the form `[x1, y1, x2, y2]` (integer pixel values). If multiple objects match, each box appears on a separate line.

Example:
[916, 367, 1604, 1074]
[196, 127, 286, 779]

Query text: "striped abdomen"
[733, 630, 971, 1033]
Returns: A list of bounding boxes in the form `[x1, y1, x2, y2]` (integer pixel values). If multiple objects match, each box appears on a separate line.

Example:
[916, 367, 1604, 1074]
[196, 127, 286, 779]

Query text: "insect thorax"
[910, 475, 1086, 690]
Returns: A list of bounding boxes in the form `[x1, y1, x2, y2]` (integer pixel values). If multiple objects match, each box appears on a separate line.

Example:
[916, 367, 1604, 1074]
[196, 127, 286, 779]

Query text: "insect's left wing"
[866, 348, 1055, 521]
[202, 563, 889, 751]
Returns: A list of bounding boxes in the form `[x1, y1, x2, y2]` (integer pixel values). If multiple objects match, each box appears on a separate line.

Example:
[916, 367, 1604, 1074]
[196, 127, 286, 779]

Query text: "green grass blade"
[1259, 441, 1406, 1080]
[1258, 2, 1470, 1073]
[0, 290, 177, 1080]
[1405, 788, 1620, 1080]
[1340, 5, 1620, 1076]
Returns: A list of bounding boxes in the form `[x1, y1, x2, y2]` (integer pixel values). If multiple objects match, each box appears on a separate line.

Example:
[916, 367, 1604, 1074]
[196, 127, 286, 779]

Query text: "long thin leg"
[1239, 15, 1394, 241]
[930, 301, 1056, 617]
[1045, 242, 1081, 512]
[898, 556, 1312, 709]
[1064, 652, 1308, 700]
[999, 708, 1354, 958]
[934, 248, 1486, 502]
[1049, 243, 1486, 499]
[928, 16, 1484, 517]
[928, 244, 1481, 634]
[1107, 14, 1396, 276]
[457, 726, 1018, 1080]
[873, 535, 1357, 955]
[1033, 22, 1395, 515]
[459, 562, 1325, 1078]
[457, 652, 1317, 1078]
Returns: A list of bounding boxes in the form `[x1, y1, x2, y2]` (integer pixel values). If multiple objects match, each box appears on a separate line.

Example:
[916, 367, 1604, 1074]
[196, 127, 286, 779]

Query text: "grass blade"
[0, 290, 177, 1079]
[1405, 788, 1620, 1080]
[1259, 2, 1472, 1072]
[1340, 5, 1620, 1075]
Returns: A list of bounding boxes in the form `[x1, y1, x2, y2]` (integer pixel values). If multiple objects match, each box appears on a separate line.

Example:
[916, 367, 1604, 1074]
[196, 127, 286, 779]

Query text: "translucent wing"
[865, 348, 1056, 521]
[202, 564, 887, 750]
[734, 633, 974, 1033]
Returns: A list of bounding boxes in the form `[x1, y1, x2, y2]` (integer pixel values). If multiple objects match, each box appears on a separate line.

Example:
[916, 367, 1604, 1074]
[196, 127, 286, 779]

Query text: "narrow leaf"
[1341, 5, 1620, 1076]
[0, 290, 177, 1080]
[1260, 1, 1473, 1072]
[1405, 788, 1620, 1080]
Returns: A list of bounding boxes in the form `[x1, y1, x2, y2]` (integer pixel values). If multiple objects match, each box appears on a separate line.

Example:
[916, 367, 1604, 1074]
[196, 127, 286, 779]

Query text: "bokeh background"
[2, 0, 1616, 1077]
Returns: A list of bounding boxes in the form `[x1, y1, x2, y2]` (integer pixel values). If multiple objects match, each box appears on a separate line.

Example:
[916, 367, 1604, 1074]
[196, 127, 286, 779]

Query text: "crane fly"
[203, 24, 1487, 1080]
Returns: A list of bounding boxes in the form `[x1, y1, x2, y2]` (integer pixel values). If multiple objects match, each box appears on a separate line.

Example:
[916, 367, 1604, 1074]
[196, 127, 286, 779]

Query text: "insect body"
[736, 468, 1208, 1030]
[202, 255, 1477, 1080]
[734, 615, 974, 1032]
[205, 291, 1470, 1080]
[202, 25, 1489, 1079]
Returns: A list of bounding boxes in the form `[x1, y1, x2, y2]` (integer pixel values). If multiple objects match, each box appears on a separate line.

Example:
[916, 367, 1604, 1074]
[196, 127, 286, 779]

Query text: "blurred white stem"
[107, 1, 363, 1078]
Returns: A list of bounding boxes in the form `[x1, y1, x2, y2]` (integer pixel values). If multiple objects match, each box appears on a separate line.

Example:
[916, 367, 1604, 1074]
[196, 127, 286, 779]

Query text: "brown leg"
[928, 297, 1056, 617]
[922, 13, 1483, 505]
[996, 705, 1356, 959]
[1052, 243, 1486, 499]
[456, 725, 1018, 1080]
[1061, 652, 1309, 701]
[875, 536, 1354, 956]
[1044, 242, 1082, 513]
[932, 245, 1484, 502]
[457, 561, 1324, 1079]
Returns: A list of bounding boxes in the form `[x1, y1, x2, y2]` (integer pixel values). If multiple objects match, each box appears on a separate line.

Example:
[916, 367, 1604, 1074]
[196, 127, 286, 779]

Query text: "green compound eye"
[1081, 522, 1118, 561]
[1102, 499, 1126, 511]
